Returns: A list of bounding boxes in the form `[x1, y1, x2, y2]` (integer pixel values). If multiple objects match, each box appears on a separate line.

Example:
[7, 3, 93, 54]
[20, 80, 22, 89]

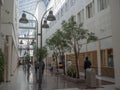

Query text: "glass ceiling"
[18, 0, 50, 57]
[18, 0, 38, 57]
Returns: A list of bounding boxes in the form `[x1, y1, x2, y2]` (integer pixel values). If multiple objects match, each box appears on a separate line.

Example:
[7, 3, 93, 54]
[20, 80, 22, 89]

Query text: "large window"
[61, 8, 63, 17]
[65, 3, 68, 12]
[107, 49, 113, 68]
[101, 50, 106, 67]
[86, 1, 94, 19]
[70, 0, 76, 6]
[77, 9, 84, 25]
[98, 0, 109, 11]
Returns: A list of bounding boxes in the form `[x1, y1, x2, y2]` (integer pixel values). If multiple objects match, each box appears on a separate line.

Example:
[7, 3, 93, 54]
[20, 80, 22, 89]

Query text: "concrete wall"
[44, 0, 112, 54]
[44, 0, 112, 51]
[110, 0, 120, 89]
[0, 0, 4, 52]
[1, 0, 19, 81]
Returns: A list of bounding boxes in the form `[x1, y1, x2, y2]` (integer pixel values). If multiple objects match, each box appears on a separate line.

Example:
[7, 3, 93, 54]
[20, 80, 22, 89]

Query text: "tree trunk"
[74, 43, 79, 78]
[61, 53, 65, 75]
[75, 54, 79, 78]
[55, 55, 59, 72]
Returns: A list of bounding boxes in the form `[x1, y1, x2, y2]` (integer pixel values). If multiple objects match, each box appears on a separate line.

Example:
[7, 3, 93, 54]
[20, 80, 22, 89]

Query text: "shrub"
[67, 66, 76, 78]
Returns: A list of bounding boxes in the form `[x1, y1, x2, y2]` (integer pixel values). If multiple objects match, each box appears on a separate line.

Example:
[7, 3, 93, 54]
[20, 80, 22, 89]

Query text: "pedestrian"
[84, 57, 91, 79]
[49, 66, 53, 73]
[42, 61, 45, 74]
[34, 61, 38, 74]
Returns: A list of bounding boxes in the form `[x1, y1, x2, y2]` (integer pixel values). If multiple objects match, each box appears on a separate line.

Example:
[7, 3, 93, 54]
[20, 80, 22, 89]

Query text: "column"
[96, 40, 101, 76]
[7, 36, 12, 81]
[110, 0, 120, 89]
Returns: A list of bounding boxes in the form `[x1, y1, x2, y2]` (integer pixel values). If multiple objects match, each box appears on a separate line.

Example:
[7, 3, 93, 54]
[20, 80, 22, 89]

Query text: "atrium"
[0, 0, 120, 90]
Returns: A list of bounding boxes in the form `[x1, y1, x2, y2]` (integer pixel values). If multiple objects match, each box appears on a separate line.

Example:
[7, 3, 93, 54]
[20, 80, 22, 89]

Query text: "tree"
[46, 30, 70, 73]
[46, 34, 59, 72]
[38, 46, 48, 61]
[61, 16, 97, 78]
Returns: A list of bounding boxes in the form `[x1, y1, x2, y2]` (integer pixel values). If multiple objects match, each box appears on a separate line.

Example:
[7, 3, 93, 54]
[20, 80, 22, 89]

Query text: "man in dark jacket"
[84, 57, 91, 79]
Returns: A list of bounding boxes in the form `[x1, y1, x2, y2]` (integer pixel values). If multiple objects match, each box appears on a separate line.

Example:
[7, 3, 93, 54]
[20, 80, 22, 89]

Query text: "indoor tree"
[61, 16, 97, 78]
[46, 34, 59, 72]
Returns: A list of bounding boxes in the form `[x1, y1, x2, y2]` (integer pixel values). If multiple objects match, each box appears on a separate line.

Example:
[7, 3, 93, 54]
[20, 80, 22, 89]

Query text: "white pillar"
[96, 40, 101, 76]
[7, 36, 12, 81]
[110, 0, 120, 89]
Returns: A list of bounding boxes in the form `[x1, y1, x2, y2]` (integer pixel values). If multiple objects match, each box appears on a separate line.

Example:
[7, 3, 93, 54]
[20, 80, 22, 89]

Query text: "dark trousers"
[85, 69, 87, 79]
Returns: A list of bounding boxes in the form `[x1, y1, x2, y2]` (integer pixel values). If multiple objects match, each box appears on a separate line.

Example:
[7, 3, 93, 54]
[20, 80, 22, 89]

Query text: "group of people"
[33, 57, 91, 80]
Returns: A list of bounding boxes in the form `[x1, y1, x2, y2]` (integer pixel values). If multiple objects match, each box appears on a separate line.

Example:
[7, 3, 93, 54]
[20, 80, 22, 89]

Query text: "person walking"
[42, 61, 45, 75]
[84, 57, 91, 79]
[34, 61, 38, 74]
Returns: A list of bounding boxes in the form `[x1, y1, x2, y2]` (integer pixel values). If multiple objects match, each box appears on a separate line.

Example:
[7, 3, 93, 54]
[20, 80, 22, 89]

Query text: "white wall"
[1, 0, 19, 81]
[44, 0, 112, 51]
[43, 0, 113, 76]
[110, 0, 120, 89]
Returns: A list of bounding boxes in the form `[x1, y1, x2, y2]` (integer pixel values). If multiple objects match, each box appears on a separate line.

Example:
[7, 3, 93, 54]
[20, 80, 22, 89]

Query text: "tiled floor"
[0, 65, 115, 90]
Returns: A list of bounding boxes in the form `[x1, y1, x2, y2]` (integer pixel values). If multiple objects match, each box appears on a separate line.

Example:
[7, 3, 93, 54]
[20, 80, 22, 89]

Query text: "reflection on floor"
[0, 65, 115, 90]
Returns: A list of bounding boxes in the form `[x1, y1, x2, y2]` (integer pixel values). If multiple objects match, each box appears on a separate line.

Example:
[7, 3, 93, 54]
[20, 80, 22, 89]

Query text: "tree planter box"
[61, 75, 85, 83]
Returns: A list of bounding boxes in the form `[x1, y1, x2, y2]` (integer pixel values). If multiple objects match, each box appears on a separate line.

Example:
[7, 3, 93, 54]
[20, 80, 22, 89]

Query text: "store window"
[107, 49, 114, 68]
[101, 49, 114, 68]
[101, 50, 106, 66]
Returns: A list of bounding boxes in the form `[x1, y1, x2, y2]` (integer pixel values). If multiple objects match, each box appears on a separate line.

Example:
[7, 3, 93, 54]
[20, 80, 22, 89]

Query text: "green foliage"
[61, 16, 97, 49]
[25, 53, 30, 61]
[0, 49, 4, 82]
[33, 44, 47, 62]
[67, 66, 76, 78]
[38, 46, 48, 61]
[33, 44, 38, 58]
[61, 16, 98, 78]
[46, 16, 98, 77]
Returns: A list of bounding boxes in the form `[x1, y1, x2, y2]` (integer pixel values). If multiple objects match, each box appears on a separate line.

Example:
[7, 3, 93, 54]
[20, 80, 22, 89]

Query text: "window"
[65, 3, 68, 12]
[77, 9, 84, 25]
[107, 49, 113, 68]
[73, 16, 76, 22]
[101, 48, 113, 68]
[61, 8, 63, 17]
[70, 0, 76, 6]
[98, 0, 109, 11]
[86, 1, 94, 19]
[68, 16, 76, 23]
[101, 50, 106, 66]
[57, 13, 60, 20]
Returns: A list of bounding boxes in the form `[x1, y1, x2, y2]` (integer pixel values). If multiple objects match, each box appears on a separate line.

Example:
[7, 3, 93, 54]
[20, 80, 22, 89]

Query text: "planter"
[61, 75, 85, 83]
